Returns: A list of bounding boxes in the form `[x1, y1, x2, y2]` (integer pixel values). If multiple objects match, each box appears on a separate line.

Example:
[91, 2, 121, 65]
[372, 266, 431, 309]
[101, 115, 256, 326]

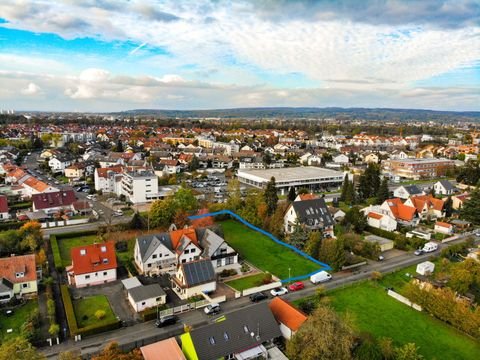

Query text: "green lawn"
[0, 301, 38, 341]
[329, 282, 480, 360]
[58, 235, 99, 267]
[225, 273, 266, 291]
[73, 295, 116, 328]
[220, 220, 319, 279]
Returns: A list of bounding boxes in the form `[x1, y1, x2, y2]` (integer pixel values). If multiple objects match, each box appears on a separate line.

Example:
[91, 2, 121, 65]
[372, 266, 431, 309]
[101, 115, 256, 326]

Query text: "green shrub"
[95, 310, 106, 320]
[60, 285, 78, 336]
[56, 230, 97, 240]
[0, 220, 26, 231]
[50, 235, 64, 271]
[140, 305, 168, 322]
[124, 259, 139, 276]
[76, 319, 121, 337]
[219, 269, 237, 277]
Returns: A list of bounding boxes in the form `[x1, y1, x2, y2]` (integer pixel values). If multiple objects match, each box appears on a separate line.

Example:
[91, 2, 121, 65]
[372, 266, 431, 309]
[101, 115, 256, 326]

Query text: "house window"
[184, 249, 189, 254]
[147, 264, 152, 268]
[216, 259, 222, 267]
[103, 272, 107, 276]
[141, 302, 146, 306]
[159, 253, 162, 258]
[155, 297, 161, 302]
[22, 283, 29, 288]
[85, 275, 90, 279]
[152, 254, 157, 259]
[182, 259, 186, 263]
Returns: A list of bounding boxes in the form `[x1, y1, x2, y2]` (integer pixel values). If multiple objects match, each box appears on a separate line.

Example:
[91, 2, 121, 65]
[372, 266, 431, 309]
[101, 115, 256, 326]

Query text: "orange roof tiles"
[298, 193, 318, 200]
[140, 338, 186, 360]
[70, 242, 117, 275]
[368, 212, 383, 220]
[435, 221, 452, 228]
[23, 177, 50, 192]
[269, 297, 307, 331]
[96, 166, 123, 178]
[386, 198, 417, 221]
[0, 254, 37, 283]
[170, 228, 198, 250]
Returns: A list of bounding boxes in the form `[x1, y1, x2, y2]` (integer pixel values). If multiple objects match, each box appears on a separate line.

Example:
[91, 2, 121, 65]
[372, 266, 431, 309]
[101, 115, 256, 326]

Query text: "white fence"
[387, 290, 422, 311]
[158, 295, 226, 318]
[40, 218, 89, 228]
[242, 281, 282, 296]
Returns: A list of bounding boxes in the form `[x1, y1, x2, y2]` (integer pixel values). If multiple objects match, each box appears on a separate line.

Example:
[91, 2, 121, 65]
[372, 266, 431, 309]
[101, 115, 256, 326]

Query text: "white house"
[284, 197, 335, 237]
[363, 208, 398, 232]
[67, 242, 117, 288]
[94, 166, 123, 194]
[393, 185, 425, 199]
[49, 155, 74, 174]
[120, 169, 161, 204]
[0, 254, 38, 301]
[364, 153, 379, 164]
[122, 277, 167, 313]
[269, 297, 307, 340]
[333, 154, 349, 164]
[434, 221, 454, 235]
[433, 180, 455, 196]
[199, 229, 239, 272]
[171, 259, 216, 300]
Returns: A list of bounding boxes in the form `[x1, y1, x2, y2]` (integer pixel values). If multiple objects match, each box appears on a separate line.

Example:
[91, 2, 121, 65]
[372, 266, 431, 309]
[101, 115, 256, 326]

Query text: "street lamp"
[288, 267, 291, 282]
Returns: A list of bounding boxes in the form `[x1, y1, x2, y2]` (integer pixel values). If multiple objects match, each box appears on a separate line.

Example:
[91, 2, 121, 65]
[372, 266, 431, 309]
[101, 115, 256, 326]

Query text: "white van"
[422, 242, 438, 253]
[310, 271, 332, 284]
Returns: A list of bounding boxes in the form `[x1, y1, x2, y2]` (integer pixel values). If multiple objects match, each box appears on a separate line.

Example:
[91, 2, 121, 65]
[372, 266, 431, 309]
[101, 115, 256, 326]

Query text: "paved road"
[40, 232, 477, 358]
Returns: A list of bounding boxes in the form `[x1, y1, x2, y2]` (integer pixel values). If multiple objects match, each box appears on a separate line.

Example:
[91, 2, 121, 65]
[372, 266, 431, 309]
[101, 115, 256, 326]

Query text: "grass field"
[225, 273, 266, 291]
[58, 235, 99, 267]
[220, 219, 320, 279]
[328, 282, 480, 360]
[73, 295, 116, 328]
[0, 301, 38, 341]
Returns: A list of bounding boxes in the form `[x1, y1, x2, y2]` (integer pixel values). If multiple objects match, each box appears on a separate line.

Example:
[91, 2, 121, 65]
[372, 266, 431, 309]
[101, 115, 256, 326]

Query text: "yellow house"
[0, 254, 38, 302]
[65, 163, 85, 180]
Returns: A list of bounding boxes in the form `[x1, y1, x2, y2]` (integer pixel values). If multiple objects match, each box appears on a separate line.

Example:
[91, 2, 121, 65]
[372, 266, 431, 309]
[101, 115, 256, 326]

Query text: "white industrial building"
[237, 166, 344, 194]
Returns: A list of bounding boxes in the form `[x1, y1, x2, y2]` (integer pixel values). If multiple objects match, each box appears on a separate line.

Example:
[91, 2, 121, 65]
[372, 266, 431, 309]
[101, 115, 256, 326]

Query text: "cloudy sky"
[0, 0, 479, 112]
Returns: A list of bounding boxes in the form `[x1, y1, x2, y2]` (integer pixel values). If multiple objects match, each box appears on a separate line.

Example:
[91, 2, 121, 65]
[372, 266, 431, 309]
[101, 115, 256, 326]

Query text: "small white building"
[365, 211, 398, 232]
[416, 261, 435, 276]
[433, 180, 455, 196]
[333, 154, 349, 164]
[434, 221, 454, 235]
[393, 185, 424, 199]
[125, 281, 166, 312]
[171, 259, 216, 300]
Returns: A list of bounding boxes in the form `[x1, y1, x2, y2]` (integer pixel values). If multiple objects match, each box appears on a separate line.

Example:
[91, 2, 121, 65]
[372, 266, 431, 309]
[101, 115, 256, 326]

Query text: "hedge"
[0, 220, 26, 231]
[50, 235, 64, 271]
[60, 284, 121, 337]
[366, 226, 397, 240]
[55, 230, 98, 240]
[60, 285, 78, 336]
[140, 304, 168, 322]
[9, 202, 32, 210]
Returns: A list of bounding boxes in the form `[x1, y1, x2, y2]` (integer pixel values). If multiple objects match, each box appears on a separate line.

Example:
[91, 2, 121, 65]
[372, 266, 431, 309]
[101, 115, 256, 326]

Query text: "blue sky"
[0, 0, 479, 112]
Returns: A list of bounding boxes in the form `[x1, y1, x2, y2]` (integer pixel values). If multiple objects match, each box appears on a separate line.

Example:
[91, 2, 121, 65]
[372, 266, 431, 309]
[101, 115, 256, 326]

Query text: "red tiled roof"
[0, 254, 37, 283]
[269, 297, 307, 331]
[368, 212, 383, 220]
[32, 190, 76, 210]
[298, 193, 317, 201]
[0, 195, 8, 213]
[409, 195, 445, 212]
[170, 228, 198, 250]
[96, 166, 123, 178]
[386, 198, 417, 221]
[70, 242, 117, 275]
[435, 221, 452, 228]
[23, 176, 50, 192]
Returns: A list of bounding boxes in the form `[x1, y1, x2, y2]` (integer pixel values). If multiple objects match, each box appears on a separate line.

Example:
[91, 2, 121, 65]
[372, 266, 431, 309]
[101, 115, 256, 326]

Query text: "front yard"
[0, 300, 38, 341]
[328, 281, 480, 360]
[58, 234, 99, 267]
[225, 273, 267, 291]
[220, 219, 320, 279]
[73, 295, 117, 328]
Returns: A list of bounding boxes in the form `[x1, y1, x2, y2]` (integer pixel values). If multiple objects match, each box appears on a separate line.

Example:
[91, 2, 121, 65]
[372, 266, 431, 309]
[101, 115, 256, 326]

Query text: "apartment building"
[121, 169, 159, 204]
[386, 158, 454, 180]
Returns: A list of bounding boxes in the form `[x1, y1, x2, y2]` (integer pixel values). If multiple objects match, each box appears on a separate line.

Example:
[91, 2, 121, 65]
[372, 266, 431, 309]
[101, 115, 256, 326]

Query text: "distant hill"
[113, 107, 480, 121]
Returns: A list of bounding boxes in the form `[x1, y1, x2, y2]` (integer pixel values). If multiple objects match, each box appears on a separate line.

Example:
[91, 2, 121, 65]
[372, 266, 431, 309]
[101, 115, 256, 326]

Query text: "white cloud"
[21, 82, 42, 95]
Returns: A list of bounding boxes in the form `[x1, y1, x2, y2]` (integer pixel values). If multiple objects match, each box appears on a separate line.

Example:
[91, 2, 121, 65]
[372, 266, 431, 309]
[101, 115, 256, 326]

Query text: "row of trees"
[340, 166, 390, 206]
[0, 221, 44, 256]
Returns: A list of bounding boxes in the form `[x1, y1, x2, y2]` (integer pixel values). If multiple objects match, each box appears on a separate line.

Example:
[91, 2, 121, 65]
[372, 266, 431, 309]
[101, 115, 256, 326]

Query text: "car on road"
[155, 314, 177, 328]
[204, 303, 221, 315]
[310, 270, 332, 284]
[249, 292, 268, 302]
[288, 281, 305, 292]
[270, 287, 288, 297]
[414, 249, 423, 256]
[4, 309, 13, 316]
[86, 195, 96, 200]
[113, 210, 123, 216]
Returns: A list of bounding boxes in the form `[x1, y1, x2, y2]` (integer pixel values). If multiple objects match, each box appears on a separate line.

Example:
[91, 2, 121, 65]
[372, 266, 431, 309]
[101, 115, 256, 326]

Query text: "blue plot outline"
[188, 209, 332, 283]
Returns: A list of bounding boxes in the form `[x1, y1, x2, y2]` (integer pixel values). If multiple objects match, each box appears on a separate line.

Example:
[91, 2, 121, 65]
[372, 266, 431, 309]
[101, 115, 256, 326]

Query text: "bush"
[262, 273, 273, 285]
[124, 259, 139, 276]
[56, 230, 97, 240]
[241, 263, 250, 273]
[140, 305, 168, 322]
[50, 235, 64, 271]
[115, 241, 128, 252]
[77, 319, 121, 337]
[0, 220, 26, 231]
[60, 285, 78, 336]
[219, 269, 237, 278]
[95, 310, 106, 320]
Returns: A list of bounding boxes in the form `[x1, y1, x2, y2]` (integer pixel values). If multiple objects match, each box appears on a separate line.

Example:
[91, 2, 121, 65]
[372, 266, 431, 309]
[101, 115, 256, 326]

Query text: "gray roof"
[0, 278, 13, 293]
[182, 259, 215, 287]
[403, 185, 423, 195]
[200, 229, 225, 258]
[129, 284, 166, 303]
[189, 302, 281, 360]
[291, 198, 334, 228]
[136, 233, 173, 262]
[437, 180, 455, 191]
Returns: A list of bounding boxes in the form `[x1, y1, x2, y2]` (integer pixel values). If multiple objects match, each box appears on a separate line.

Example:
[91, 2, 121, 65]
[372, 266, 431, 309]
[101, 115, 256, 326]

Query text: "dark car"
[155, 314, 177, 328]
[249, 292, 268, 302]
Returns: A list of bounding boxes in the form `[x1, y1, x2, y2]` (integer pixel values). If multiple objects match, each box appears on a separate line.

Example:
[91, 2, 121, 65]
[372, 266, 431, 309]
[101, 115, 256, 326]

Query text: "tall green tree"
[304, 231, 322, 259]
[377, 177, 390, 204]
[444, 196, 453, 217]
[115, 139, 124, 152]
[342, 207, 368, 233]
[460, 187, 480, 224]
[340, 174, 349, 202]
[264, 176, 278, 215]
[188, 156, 200, 171]
[288, 222, 309, 250]
[226, 179, 243, 212]
[287, 186, 297, 202]
[286, 305, 354, 360]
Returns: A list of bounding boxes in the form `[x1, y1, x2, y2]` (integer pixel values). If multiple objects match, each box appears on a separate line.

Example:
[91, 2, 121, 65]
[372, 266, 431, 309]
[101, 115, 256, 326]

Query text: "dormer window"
[101, 246, 107, 252]
[102, 258, 109, 264]
[16, 272, 25, 278]
[80, 249, 86, 256]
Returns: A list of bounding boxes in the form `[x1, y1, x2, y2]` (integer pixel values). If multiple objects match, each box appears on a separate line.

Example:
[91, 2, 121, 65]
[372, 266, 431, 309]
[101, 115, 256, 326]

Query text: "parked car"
[310, 271, 332, 284]
[270, 287, 288, 297]
[113, 209, 123, 216]
[204, 303, 221, 315]
[414, 249, 423, 256]
[288, 281, 305, 292]
[155, 314, 177, 328]
[4, 309, 13, 316]
[249, 292, 268, 302]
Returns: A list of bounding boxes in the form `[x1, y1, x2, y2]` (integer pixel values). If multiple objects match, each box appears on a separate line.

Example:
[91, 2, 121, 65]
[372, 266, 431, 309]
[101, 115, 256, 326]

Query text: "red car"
[288, 282, 305, 292]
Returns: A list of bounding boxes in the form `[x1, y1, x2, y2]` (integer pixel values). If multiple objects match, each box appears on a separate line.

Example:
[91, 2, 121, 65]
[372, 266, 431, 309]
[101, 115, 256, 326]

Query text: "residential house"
[31, 189, 76, 216]
[181, 302, 281, 360]
[380, 198, 419, 226]
[364, 153, 379, 164]
[333, 154, 349, 164]
[67, 242, 117, 288]
[284, 198, 335, 237]
[121, 169, 160, 204]
[160, 159, 181, 174]
[199, 229, 239, 272]
[141, 338, 186, 360]
[171, 259, 216, 300]
[434, 221, 454, 235]
[49, 154, 74, 174]
[122, 277, 167, 313]
[452, 193, 470, 210]
[404, 195, 445, 220]
[134, 228, 202, 275]
[64, 163, 85, 182]
[0, 254, 38, 301]
[393, 185, 425, 199]
[94, 166, 123, 194]
[269, 297, 307, 340]
[433, 180, 456, 196]
[22, 177, 58, 197]
[364, 209, 398, 231]
[0, 195, 10, 220]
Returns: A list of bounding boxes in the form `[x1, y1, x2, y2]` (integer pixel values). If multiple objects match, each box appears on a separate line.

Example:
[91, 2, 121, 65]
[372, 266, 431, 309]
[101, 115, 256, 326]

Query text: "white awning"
[235, 345, 267, 360]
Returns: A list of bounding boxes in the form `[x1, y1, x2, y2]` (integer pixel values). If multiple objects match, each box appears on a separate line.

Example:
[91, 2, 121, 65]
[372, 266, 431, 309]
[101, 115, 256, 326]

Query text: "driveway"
[70, 281, 138, 323]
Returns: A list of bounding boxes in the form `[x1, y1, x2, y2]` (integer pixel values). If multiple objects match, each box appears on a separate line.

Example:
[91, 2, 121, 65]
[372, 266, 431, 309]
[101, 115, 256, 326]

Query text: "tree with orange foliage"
[19, 221, 43, 252]
[91, 342, 143, 360]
